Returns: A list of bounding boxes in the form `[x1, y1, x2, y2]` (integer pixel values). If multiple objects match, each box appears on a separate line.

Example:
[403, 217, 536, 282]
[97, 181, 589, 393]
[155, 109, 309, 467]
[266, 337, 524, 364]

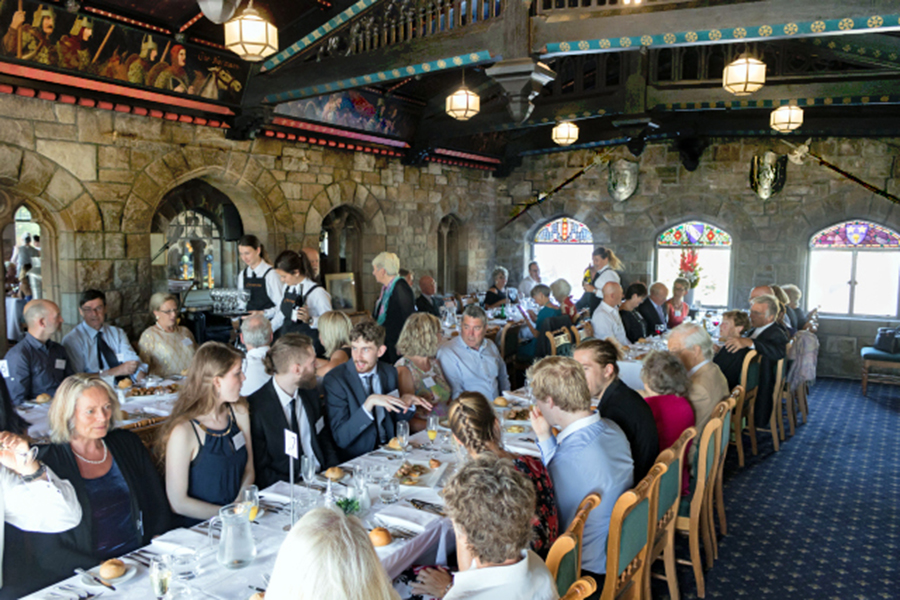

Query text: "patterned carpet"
[651, 378, 900, 600]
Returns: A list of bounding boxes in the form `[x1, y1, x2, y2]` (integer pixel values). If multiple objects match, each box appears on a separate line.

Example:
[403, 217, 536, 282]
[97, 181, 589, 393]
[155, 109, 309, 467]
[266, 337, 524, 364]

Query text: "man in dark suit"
[637, 282, 669, 335]
[574, 339, 659, 483]
[249, 334, 339, 489]
[372, 252, 416, 363]
[415, 275, 441, 317]
[324, 321, 431, 461]
[724, 295, 788, 427]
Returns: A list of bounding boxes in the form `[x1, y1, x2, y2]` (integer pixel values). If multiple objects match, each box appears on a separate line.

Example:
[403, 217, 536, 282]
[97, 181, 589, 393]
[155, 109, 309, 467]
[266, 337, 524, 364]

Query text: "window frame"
[653, 220, 734, 309]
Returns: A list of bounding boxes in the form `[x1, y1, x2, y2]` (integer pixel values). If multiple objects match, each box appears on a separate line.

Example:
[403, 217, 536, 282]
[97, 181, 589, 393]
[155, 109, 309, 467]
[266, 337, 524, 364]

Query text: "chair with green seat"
[709, 391, 738, 560]
[644, 427, 696, 600]
[546, 493, 602, 596]
[733, 350, 760, 465]
[599, 462, 667, 600]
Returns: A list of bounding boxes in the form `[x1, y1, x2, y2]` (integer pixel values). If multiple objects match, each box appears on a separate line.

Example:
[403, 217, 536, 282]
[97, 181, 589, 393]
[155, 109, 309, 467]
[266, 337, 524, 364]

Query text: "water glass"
[380, 476, 399, 504]
[396, 421, 410, 456]
[149, 554, 173, 599]
[301, 456, 317, 489]
[241, 485, 260, 521]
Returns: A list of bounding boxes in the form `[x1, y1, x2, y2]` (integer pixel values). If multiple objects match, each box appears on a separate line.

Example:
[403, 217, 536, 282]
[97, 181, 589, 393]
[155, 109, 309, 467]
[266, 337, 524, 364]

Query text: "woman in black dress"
[483, 266, 511, 309]
[620, 282, 649, 343]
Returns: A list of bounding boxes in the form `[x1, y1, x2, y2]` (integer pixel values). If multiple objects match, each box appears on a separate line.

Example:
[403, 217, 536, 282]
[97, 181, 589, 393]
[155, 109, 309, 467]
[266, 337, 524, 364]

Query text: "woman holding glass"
[160, 342, 254, 525]
[395, 313, 452, 433]
[32, 374, 171, 585]
[138, 292, 198, 377]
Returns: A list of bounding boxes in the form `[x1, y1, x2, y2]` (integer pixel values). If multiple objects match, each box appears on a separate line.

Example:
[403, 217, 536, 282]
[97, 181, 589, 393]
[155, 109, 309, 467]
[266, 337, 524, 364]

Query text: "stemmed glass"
[149, 555, 173, 599]
[426, 415, 440, 451]
[301, 456, 317, 491]
[396, 421, 410, 459]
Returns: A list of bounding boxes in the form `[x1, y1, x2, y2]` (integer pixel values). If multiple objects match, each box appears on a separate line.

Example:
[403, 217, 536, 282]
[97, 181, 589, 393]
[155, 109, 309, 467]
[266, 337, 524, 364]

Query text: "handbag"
[874, 327, 900, 354]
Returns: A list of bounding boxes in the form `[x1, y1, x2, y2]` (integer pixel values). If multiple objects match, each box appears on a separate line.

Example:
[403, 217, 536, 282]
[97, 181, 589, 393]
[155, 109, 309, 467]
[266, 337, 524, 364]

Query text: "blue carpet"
[653, 378, 900, 599]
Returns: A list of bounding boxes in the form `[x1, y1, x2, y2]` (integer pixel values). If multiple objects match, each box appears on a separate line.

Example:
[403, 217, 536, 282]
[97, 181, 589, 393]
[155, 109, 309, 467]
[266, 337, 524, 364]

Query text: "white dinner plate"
[81, 563, 137, 587]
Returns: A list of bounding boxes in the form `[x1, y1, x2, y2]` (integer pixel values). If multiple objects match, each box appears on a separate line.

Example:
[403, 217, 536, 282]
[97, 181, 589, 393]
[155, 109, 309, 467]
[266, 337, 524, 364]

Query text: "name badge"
[422, 377, 436, 388]
[55, 359, 66, 370]
[232, 431, 246, 452]
[674, 310, 682, 318]
[181, 338, 192, 346]
[0, 360, 8, 378]
[284, 429, 299, 459]
[116, 353, 126, 362]
[315, 416, 325, 434]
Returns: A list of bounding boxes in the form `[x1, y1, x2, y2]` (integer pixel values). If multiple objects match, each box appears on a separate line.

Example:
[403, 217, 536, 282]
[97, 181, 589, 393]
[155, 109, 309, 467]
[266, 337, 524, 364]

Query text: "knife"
[409, 499, 446, 516]
[75, 567, 117, 591]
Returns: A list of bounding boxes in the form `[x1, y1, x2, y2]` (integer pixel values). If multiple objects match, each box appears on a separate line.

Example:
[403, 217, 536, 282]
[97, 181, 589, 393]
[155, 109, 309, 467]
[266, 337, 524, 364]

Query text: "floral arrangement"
[679, 248, 701, 289]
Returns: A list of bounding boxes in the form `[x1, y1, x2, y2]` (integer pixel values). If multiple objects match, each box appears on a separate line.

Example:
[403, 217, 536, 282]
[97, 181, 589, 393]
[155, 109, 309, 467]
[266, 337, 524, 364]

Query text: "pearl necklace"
[72, 440, 108, 465]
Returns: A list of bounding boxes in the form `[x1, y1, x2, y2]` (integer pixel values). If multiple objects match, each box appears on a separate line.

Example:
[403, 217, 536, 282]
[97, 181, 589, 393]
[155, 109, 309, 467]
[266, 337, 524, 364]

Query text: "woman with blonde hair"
[160, 342, 254, 524]
[396, 313, 451, 431]
[315, 310, 352, 378]
[34, 374, 171, 583]
[138, 292, 197, 377]
[665, 276, 691, 329]
[266, 507, 400, 600]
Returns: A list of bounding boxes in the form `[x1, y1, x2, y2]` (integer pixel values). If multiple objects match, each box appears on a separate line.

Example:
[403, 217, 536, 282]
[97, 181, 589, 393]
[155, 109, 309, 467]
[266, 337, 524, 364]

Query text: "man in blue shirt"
[3, 300, 73, 405]
[529, 356, 633, 586]
[437, 304, 510, 400]
[62, 290, 147, 383]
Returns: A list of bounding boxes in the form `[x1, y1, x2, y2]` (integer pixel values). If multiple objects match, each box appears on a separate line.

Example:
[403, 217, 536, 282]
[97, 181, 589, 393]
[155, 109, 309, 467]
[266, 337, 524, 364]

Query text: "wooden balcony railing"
[534, 0, 716, 17]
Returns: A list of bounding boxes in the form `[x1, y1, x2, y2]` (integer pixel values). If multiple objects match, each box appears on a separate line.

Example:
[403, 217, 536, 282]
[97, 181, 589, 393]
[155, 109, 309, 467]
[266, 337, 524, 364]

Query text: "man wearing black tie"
[249, 334, 339, 489]
[324, 322, 431, 461]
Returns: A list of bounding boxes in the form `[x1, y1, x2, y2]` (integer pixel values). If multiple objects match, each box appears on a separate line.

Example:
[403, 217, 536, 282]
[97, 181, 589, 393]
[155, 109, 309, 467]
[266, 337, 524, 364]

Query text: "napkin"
[377, 503, 440, 533]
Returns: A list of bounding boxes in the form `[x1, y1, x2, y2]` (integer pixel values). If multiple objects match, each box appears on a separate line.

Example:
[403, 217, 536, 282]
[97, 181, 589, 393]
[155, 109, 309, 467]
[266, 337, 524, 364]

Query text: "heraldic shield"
[608, 158, 639, 201]
[750, 151, 788, 200]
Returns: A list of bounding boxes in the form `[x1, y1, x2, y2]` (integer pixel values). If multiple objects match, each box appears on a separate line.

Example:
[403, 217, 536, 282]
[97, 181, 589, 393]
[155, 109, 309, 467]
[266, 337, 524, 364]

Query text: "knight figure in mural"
[57, 16, 93, 72]
[607, 158, 639, 202]
[3, 4, 58, 66]
[750, 151, 788, 200]
[126, 34, 159, 86]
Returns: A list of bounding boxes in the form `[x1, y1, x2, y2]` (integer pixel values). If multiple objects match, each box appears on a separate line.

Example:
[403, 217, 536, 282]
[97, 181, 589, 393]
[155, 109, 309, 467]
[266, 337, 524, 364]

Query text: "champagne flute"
[396, 421, 410, 459]
[149, 555, 173, 599]
[426, 414, 439, 451]
[301, 456, 316, 491]
[241, 484, 260, 521]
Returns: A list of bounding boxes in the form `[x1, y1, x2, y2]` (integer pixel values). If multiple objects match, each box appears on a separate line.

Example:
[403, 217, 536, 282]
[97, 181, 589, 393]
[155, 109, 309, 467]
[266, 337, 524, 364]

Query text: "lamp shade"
[722, 55, 766, 96]
[552, 121, 579, 146]
[446, 87, 480, 121]
[770, 105, 804, 132]
[224, 4, 278, 62]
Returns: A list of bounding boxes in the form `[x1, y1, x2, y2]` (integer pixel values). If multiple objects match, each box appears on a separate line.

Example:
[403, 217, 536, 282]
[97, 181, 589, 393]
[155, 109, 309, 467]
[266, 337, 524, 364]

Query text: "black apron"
[278, 283, 325, 355]
[243, 266, 276, 312]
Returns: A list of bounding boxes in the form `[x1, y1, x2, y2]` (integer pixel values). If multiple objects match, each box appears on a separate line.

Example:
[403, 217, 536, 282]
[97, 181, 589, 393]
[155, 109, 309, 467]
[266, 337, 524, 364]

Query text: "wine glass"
[301, 456, 317, 490]
[149, 555, 173, 599]
[426, 415, 439, 451]
[396, 421, 410, 458]
[241, 485, 260, 521]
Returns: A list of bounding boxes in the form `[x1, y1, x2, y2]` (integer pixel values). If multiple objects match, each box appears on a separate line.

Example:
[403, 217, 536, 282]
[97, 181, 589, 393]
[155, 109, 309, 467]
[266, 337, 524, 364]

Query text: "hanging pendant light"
[224, 0, 278, 62]
[770, 104, 803, 132]
[446, 69, 480, 121]
[723, 53, 766, 96]
[551, 121, 579, 146]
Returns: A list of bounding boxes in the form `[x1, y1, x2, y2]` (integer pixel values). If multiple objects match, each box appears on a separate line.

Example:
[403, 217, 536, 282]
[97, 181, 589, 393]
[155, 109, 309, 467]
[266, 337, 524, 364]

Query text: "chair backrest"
[602, 462, 667, 599]
[536, 314, 574, 358]
[561, 576, 598, 600]
[655, 427, 697, 527]
[740, 349, 761, 399]
[686, 417, 723, 516]
[546, 492, 602, 595]
[460, 294, 478, 307]
[714, 391, 739, 458]
[571, 321, 594, 345]
[498, 322, 522, 362]
[546, 327, 574, 357]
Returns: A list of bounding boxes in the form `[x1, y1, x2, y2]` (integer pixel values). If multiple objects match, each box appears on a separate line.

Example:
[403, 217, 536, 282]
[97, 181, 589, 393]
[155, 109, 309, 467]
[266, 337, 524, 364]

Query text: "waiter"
[273, 250, 332, 353]
[237, 235, 285, 331]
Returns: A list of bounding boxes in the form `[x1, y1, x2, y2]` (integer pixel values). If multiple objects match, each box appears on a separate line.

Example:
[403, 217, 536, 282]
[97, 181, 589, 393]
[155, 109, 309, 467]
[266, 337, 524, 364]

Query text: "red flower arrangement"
[679, 248, 701, 289]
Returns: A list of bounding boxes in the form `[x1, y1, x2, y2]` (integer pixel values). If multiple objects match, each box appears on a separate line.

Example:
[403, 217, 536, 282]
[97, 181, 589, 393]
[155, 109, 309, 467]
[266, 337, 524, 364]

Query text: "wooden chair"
[675, 416, 723, 599]
[733, 350, 760, 465]
[709, 391, 738, 557]
[645, 427, 696, 600]
[779, 344, 797, 438]
[748, 356, 785, 453]
[546, 493, 602, 596]
[546, 326, 575, 356]
[561, 577, 598, 600]
[571, 321, 594, 345]
[600, 462, 667, 600]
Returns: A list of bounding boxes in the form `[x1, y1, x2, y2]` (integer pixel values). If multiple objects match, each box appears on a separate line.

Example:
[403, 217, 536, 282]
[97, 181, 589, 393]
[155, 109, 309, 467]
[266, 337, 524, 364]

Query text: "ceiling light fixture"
[224, 0, 278, 62]
[445, 69, 480, 121]
[722, 53, 766, 96]
[551, 121, 579, 146]
[770, 104, 804, 133]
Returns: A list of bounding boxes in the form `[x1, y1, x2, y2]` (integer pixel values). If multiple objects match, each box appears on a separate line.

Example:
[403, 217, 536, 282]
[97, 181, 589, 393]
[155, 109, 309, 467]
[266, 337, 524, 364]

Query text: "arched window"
[656, 221, 732, 307]
[437, 214, 466, 295]
[532, 217, 593, 300]
[807, 220, 900, 317]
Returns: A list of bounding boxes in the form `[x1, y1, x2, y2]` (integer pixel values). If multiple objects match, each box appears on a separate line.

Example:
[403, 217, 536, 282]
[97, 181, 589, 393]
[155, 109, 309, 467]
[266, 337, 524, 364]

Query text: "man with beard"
[56, 16, 92, 71]
[3, 5, 58, 66]
[249, 334, 339, 489]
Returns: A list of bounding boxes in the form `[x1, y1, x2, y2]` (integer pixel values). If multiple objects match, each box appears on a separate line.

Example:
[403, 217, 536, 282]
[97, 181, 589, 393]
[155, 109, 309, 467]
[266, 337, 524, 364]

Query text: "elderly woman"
[550, 278, 578, 323]
[619, 282, 648, 343]
[138, 292, 197, 377]
[395, 313, 452, 432]
[315, 310, 353, 379]
[267, 508, 400, 600]
[780, 283, 806, 330]
[372, 251, 416, 363]
[713, 309, 752, 390]
[770, 285, 795, 334]
[413, 453, 558, 600]
[665, 277, 691, 329]
[160, 342, 254, 525]
[483, 266, 511, 309]
[34, 374, 171, 583]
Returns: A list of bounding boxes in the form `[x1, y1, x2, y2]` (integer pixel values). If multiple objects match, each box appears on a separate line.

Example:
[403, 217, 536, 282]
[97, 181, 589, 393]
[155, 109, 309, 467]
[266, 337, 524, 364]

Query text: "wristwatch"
[20, 461, 47, 482]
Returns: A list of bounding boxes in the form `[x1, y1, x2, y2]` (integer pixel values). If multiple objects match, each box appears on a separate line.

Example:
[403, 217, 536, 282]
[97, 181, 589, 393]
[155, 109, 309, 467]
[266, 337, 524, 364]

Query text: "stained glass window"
[534, 217, 593, 244]
[657, 221, 732, 247]
[809, 220, 900, 248]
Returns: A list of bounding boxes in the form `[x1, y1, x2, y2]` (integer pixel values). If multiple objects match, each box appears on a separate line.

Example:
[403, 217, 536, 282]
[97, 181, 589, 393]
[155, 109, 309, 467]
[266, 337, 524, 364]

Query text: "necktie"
[364, 375, 388, 444]
[97, 331, 120, 372]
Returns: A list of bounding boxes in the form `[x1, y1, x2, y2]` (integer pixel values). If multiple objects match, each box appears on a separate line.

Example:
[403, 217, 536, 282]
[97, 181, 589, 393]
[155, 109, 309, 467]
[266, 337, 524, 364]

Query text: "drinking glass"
[241, 485, 260, 521]
[380, 476, 399, 504]
[301, 456, 317, 490]
[396, 421, 410, 458]
[149, 555, 173, 599]
[426, 415, 439, 451]
[655, 324, 666, 336]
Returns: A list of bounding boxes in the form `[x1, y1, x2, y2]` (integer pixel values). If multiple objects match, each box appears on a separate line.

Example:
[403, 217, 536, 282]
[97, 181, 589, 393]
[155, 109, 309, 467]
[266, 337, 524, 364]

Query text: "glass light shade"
[446, 87, 480, 121]
[722, 55, 766, 96]
[552, 121, 579, 146]
[224, 5, 278, 62]
[770, 105, 804, 132]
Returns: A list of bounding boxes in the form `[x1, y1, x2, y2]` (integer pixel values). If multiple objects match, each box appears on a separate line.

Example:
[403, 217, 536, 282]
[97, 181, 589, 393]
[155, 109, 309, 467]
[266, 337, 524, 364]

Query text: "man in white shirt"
[518, 261, 541, 300]
[591, 282, 629, 346]
[240, 314, 272, 396]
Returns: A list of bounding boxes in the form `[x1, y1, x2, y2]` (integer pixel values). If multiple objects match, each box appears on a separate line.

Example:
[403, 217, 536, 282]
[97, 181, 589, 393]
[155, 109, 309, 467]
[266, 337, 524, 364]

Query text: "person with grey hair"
[484, 266, 511, 309]
[723, 295, 788, 427]
[667, 322, 729, 442]
[3, 299, 73, 405]
[638, 281, 669, 335]
[372, 252, 415, 363]
[591, 281, 629, 347]
[640, 350, 695, 462]
[240, 313, 273, 396]
[518, 261, 541, 300]
[437, 304, 509, 400]
[780, 283, 806, 330]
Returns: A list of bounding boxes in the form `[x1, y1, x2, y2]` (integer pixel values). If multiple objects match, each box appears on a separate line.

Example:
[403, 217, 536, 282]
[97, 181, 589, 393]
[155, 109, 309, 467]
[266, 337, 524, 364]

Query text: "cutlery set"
[408, 498, 446, 516]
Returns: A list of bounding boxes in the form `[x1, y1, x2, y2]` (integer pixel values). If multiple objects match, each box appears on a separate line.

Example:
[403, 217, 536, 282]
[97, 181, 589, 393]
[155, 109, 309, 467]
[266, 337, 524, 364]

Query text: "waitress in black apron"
[578, 245, 624, 314]
[237, 235, 285, 330]
[273, 250, 332, 355]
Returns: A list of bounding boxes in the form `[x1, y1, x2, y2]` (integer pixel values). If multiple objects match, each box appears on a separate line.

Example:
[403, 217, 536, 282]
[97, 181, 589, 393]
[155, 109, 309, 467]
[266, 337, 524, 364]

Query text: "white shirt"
[591, 302, 629, 346]
[518, 276, 540, 300]
[750, 321, 774, 340]
[688, 359, 711, 378]
[289, 279, 333, 329]
[445, 550, 559, 600]
[238, 260, 285, 331]
[241, 346, 271, 397]
[592, 267, 620, 299]
[273, 380, 319, 473]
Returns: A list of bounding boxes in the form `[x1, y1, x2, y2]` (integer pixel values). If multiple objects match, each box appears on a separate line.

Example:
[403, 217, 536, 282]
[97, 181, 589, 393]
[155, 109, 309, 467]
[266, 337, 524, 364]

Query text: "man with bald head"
[415, 275, 441, 317]
[301, 247, 321, 283]
[3, 299, 73, 405]
[638, 282, 669, 334]
[591, 282, 629, 346]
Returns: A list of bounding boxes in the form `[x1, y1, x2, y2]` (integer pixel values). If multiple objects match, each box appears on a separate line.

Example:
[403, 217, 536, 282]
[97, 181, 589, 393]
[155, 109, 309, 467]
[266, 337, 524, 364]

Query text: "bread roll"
[99, 558, 126, 579]
[35, 393, 52, 404]
[248, 593, 265, 600]
[493, 396, 508, 407]
[429, 458, 442, 469]
[117, 379, 133, 390]
[369, 527, 392, 547]
[387, 437, 402, 450]
[324, 466, 344, 481]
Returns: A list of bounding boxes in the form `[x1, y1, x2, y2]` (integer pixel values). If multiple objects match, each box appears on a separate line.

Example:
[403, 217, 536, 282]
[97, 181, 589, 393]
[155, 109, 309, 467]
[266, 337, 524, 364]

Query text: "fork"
[56, 585, 105, 599]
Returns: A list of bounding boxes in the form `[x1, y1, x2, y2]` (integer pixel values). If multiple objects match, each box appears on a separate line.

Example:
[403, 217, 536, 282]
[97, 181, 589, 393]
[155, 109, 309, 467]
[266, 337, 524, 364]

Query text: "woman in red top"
[550, 278, 579, 323]
[666, 277, 691, 329]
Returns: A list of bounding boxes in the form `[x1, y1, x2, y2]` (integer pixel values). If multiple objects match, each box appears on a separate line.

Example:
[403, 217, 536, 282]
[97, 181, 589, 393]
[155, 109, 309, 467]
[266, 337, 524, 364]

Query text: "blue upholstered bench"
[860, 347, 900, 395]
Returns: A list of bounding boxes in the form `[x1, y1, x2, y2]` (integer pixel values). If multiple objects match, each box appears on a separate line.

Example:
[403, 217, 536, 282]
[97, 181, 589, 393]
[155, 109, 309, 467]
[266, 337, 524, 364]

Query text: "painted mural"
[0, 0, 249, 105]
[275, 89, 416, 139]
